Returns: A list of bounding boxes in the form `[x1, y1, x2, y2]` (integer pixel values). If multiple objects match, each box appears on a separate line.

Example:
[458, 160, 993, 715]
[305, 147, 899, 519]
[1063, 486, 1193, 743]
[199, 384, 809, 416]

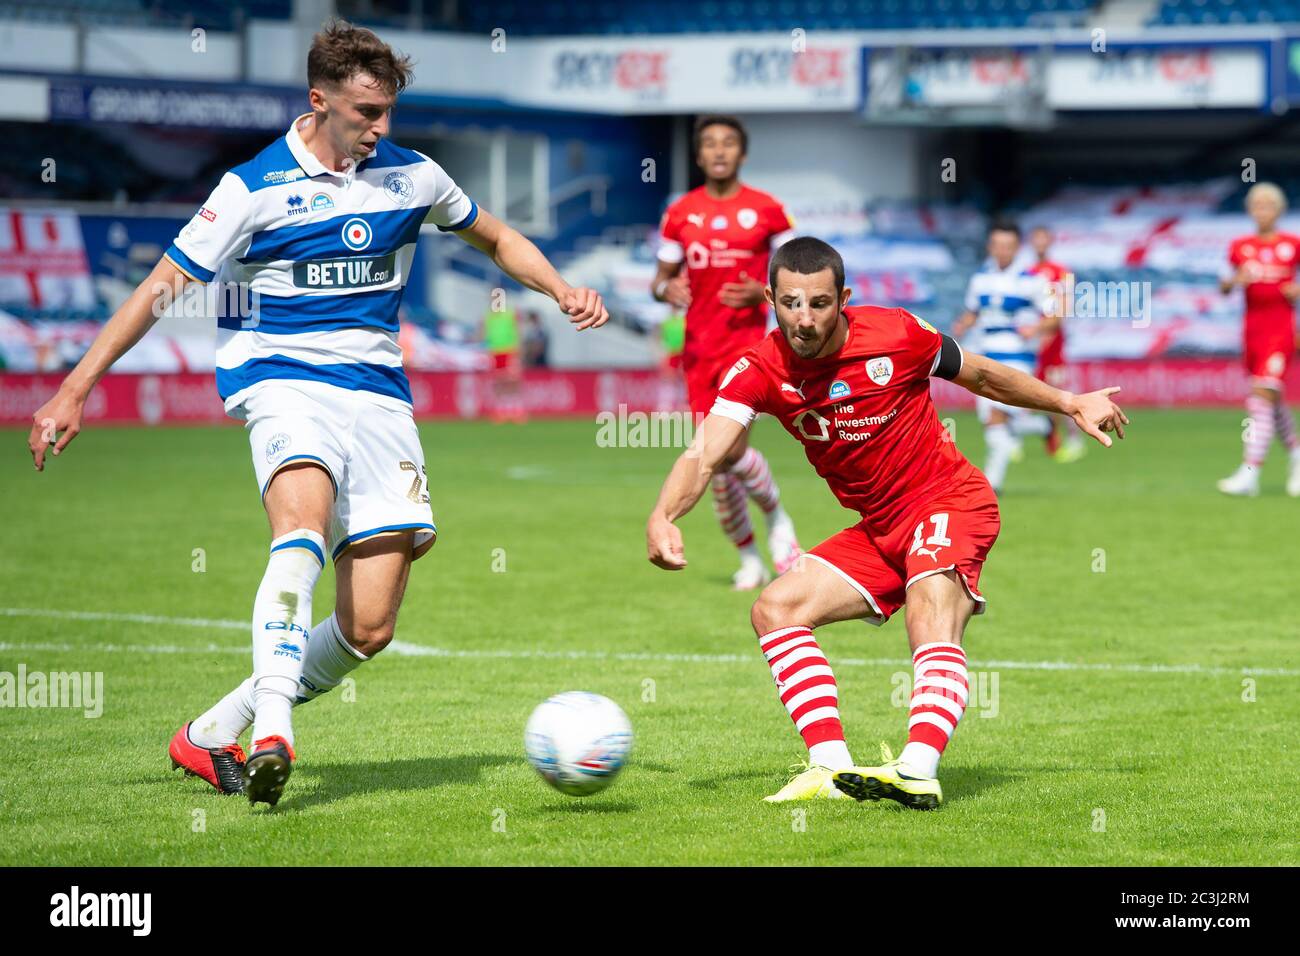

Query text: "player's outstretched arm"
[954, 351, 1129, 448]
[646, 413, 747, 570]
[457, 208, 608, 330]
[27, 257, 192, 471]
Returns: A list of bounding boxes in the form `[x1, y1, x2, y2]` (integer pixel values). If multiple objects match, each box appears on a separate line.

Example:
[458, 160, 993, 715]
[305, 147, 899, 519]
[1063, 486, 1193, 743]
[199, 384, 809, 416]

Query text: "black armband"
[931, 334, 964, 380]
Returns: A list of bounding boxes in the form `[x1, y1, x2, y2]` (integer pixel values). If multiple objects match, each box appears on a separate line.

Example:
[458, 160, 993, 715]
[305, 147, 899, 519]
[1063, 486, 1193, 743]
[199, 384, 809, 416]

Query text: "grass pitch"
[1, 410, 1296, 865]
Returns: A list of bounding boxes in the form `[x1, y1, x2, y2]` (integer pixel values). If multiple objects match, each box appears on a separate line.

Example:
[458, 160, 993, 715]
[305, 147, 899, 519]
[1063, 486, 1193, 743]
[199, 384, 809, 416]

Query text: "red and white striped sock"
[1244, 394, 1276, 467]
[731, 447, 781, 514]
[759, 626, 852, 769]
[1274, 401, 1300, 453]
[710, 472, 754, 549]
[898, 642, 968, 779]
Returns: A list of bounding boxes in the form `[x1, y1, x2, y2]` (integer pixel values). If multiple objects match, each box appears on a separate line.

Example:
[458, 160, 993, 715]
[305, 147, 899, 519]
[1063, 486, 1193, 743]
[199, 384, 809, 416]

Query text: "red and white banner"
[0, 208, 96, 310]
[3, 361, 1298, 426]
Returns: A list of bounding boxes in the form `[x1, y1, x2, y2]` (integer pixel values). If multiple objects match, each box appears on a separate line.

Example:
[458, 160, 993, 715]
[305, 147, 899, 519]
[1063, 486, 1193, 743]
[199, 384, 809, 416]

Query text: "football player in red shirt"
[651, 115, 802, 590]
[1028, 226, 1085, 463]
[646, 238, 1128, 809]
[1217, 183, 1300, 497]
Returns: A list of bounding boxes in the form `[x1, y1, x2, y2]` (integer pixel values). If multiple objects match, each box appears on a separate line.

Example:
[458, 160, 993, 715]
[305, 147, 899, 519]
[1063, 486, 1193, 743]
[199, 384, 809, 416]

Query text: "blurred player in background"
[27, 20, 607, 806]
[1217, 183, 1300, 497]
[952, 220, 1054, 493]
[1027, 226, 1085, 463]
[646, 238, 1127, 808]
[651, 115, 802, 590]
[482, 292, 526, 423]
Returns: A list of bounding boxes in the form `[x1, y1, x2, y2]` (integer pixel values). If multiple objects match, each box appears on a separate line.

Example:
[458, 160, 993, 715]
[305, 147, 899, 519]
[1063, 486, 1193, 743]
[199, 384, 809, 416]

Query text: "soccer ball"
[524, 692, 633, 796]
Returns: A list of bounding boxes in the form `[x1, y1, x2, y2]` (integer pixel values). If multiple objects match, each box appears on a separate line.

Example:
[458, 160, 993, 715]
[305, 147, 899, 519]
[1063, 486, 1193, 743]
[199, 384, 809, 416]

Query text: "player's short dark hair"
[988, 218, 1021, 239]
[768, 236, 844, 294]
[693, 115, 748, 157]
[308, 18, 414, 98]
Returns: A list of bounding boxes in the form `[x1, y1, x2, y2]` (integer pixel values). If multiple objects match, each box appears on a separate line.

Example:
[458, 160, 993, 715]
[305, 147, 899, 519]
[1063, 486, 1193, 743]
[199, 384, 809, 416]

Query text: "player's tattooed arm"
[647, 413, 748, 570]
[27, 256, 193, 472]
[457, 208, 609, 330]
[954, 352, 1130, 448]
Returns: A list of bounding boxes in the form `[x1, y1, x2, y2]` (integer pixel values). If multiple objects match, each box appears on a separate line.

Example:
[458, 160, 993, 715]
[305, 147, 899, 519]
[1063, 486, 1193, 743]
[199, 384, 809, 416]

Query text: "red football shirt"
[1028, 258, 1069, 364]
[658, 184, 793, 365]
[712, 305, 976, 535]
[1227, 232, 1299, 327]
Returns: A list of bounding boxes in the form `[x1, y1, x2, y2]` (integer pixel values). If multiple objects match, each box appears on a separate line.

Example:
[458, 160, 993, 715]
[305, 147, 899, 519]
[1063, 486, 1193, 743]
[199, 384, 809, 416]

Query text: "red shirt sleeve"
[898, 309, 945, 381]
[766, 197, 794, 238]
[711, 352, 771, 427]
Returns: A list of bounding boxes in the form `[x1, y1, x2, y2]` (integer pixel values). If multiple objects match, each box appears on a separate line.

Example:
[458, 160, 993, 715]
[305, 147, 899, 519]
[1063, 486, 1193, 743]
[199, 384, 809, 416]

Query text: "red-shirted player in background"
[1217, 183, 1300, 497]
[1028, 226, 1086, 463]
[651, 115, 802, 590]
[646, 238, 1127, 809]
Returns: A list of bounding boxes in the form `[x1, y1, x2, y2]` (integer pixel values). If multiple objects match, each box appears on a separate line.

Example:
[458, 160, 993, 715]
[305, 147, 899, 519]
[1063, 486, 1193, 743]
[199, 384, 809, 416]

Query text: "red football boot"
[242, 735, 295, 807]
[169, 722, 247, 795]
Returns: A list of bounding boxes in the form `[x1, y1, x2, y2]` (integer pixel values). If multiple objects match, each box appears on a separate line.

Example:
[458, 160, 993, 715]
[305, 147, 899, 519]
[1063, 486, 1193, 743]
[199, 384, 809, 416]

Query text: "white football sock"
[188, 614, 368, 748]
[983, 423, 1014, 491]
[251, 529, 325, 748]
[189, 677, 255, 749]
[296, 612, 368, 703]
[809, 740, 854, 771]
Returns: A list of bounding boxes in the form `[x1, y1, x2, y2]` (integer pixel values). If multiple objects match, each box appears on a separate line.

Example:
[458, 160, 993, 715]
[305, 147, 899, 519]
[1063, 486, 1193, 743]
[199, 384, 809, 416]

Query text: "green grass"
[0, 410, 1297, 865]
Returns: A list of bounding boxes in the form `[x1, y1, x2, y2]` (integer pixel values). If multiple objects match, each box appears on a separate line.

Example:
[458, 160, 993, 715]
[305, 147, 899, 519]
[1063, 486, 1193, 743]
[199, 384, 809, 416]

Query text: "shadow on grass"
[544, 799, 637, 815]
[686, 766, 779, 791]
[273, 753, 518, 811]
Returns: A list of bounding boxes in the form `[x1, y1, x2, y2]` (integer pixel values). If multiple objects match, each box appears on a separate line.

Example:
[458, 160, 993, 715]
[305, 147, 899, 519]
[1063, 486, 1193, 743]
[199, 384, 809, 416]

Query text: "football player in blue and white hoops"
[28, 20, 608, 807]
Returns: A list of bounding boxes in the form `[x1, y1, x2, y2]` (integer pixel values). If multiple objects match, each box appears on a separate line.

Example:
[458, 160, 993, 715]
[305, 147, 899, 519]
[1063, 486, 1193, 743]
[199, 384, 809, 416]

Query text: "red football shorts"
[492, 350, 520, 372]
[804, 470, 1001, 625]
[1244, 314, 1294, 386]
[1036, 331, 1067, 386]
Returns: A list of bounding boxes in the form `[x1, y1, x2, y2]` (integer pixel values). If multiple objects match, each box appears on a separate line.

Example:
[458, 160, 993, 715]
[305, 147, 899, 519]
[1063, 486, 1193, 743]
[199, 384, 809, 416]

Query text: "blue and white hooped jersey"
[165, 113, 478, 415]
[962, 262, 1050, 368]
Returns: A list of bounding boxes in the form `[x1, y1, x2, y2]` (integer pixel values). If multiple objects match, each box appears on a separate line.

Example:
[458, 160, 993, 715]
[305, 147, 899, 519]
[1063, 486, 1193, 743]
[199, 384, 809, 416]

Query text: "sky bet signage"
[535, 36, 859, 112]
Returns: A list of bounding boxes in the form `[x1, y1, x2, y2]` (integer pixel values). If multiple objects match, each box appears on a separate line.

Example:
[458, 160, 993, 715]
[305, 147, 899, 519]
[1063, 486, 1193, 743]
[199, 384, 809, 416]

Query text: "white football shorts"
[240, 380, 436, 563]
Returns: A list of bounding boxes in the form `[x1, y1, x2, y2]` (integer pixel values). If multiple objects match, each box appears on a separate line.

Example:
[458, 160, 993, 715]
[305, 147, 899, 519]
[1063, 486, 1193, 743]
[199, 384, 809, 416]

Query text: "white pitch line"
[2, 607, 1298, 677]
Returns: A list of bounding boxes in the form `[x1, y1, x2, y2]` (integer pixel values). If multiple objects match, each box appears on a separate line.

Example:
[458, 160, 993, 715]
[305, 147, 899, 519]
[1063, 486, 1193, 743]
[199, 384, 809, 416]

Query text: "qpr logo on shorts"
[341, 217, 373, 251]
[265, 432, 292, 462]
[383, 171, 415, 206]
[866, 356, 894, 386]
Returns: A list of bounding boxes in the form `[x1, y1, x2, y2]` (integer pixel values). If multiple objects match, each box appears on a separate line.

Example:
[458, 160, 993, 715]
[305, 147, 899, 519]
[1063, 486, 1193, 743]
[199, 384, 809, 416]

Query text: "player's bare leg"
[179, 525, 415, 803]
[175, 463, 330, 804]
[716, 432, 801, 590]
[749, 557, 872, 801]
[1219, 383, 1284, 497]
[235, 462, 333, 805]
[833, 570, 976, 810]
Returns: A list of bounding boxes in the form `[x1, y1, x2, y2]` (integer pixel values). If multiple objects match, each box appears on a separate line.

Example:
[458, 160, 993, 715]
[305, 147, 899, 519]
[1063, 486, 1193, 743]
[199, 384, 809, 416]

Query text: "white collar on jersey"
[285, 112, 379, 180]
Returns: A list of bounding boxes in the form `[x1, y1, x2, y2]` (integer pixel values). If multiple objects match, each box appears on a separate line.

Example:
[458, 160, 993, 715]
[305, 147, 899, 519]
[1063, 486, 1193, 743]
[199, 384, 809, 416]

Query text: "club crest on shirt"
[737, 208, 758, 229]
[1278, 241, 1295, 262]
[341, 217, 373, 251]
[265, 432, 291, 462]
[865, 357, 894, 386]
[383, 171, 415, 206]
[828, 379, 850, 400]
